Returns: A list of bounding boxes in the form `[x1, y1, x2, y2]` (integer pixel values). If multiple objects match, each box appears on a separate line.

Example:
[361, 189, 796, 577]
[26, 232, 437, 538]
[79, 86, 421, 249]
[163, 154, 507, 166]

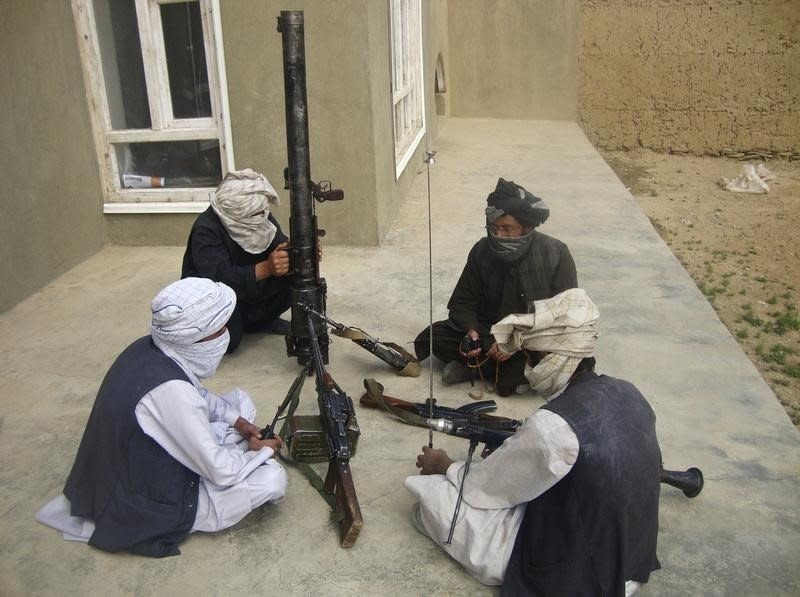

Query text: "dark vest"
[502, 373, 661, 596]
[64, 336, 200, 557]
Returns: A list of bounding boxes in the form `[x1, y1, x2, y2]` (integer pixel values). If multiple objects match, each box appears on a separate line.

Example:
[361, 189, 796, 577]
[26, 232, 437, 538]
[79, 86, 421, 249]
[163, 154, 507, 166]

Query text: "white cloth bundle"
[491, 288, 600, 399]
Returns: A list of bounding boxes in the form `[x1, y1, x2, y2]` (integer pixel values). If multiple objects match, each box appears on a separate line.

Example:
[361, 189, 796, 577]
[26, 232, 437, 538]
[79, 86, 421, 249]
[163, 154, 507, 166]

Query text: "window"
[73, 0, 233, 212]
[389, 0, 425, 178]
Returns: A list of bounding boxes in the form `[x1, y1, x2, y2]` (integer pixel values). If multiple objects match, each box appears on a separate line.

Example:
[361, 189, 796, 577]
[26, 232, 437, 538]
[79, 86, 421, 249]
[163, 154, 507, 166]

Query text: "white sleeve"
[198, 387, 240, 425]
[135, 380, 272, 487]
[445, 409, 579, 509]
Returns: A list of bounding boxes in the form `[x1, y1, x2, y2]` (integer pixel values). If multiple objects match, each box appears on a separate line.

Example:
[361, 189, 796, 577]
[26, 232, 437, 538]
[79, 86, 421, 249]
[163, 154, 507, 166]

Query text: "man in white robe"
[406, 289, 661, 595]
[37, 278, 287, 556]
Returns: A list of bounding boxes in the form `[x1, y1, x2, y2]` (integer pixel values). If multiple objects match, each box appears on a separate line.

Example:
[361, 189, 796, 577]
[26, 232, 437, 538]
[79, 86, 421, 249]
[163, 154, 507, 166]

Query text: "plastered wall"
[579, 0, 800, 155]
[108, 0, 440, 247]
[0, 1, 105, 312]
[446, 0, 580, 121]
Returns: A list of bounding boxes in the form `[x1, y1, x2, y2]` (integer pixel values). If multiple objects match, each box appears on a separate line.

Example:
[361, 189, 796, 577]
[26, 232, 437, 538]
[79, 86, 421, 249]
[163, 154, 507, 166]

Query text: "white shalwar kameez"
[405, 408, 642, 595]
[406, 409, 578, 586]
[37, 383, 286, 541]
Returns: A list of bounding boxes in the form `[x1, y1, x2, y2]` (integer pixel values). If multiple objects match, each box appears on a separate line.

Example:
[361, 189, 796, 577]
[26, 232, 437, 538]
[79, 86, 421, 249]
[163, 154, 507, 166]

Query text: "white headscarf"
[211, 169, 280, 254]
[151, 278, 237, 384]
[491, 288, 600, 400]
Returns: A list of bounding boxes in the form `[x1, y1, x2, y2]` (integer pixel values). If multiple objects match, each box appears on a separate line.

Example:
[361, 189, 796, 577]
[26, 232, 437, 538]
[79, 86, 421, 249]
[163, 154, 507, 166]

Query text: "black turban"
[486, 178, 549, 228]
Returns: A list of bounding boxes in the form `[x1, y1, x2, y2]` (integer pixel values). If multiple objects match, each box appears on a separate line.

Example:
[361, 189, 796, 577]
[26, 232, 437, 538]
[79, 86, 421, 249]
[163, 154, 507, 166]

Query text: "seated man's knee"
[248, 461, 288, 509]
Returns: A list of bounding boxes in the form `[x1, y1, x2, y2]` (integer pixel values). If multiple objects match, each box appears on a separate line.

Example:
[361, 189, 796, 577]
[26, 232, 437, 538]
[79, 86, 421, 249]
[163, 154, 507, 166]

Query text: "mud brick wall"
[578, 0, 800, 157]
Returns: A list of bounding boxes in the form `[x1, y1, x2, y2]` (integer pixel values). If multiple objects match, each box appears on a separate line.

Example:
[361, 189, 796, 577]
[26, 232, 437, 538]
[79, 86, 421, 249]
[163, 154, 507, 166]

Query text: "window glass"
[93, 0, 151, 129]
[116, 140, 221, 188]
[160, 1, 211, 119]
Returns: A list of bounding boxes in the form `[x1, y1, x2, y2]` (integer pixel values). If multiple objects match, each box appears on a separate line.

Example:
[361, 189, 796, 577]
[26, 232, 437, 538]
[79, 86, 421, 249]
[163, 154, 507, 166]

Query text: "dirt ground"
[600, 149, 800, 427]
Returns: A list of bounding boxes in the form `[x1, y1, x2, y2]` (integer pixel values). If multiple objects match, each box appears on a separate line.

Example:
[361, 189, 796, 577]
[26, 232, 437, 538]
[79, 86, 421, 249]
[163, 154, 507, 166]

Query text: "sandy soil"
[600, 149, 800, 427]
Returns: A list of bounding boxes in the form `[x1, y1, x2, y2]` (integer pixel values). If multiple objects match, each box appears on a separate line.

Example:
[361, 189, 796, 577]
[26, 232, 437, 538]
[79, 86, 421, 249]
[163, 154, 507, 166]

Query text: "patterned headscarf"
[211, 169, 280, 254]
[151, 278, 236, 382]
[491, 288, 599, 400]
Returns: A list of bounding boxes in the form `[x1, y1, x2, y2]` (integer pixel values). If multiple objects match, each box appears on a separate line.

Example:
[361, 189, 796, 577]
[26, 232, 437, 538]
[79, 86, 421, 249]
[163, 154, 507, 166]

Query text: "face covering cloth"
[150, 277, 237, 384]
[211, 169, 280, 254]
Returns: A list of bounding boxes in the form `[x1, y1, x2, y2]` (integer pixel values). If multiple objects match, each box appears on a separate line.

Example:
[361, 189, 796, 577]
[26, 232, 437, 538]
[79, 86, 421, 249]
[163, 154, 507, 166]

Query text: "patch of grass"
[742, 313, 763, 328]
[736, 329, 749, 339]
[699, 281, 725, 298]
[755, 275, 767, 283]
[767, 295, 778, 305]
[777, 308, 800, 332]
[761, 344, 794, 366]
[783, 363, 800, 379]
[739, 289, 747, 295]
[773, 378, 789, 387]
[712, 249, 729, 260]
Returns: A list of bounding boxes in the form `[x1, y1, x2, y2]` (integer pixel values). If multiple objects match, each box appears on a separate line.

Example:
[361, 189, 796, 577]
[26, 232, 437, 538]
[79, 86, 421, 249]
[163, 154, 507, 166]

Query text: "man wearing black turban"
[414, 178, 577, 396]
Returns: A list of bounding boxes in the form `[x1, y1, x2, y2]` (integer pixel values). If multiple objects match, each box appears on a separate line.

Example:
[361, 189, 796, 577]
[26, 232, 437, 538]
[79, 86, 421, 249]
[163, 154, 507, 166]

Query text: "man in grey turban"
[409, 289, 662, 595]
[182, 169, 298, 353]
[414, 177, 577, 396]
[36, 278, 287, 557]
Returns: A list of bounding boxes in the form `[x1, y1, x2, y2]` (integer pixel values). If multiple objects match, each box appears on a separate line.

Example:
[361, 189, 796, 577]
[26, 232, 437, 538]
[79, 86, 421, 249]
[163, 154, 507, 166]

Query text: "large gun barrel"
[278, 10, 330, 365]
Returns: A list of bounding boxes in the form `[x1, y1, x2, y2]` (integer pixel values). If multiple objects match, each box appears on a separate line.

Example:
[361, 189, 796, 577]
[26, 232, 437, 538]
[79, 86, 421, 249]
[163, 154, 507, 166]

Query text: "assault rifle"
[298, 303, 420, 376]
[360, 378, 520, 436]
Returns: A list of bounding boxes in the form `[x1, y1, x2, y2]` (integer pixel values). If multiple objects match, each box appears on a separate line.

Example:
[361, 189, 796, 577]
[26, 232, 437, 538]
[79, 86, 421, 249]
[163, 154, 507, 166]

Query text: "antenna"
[424, 150, 437, 448]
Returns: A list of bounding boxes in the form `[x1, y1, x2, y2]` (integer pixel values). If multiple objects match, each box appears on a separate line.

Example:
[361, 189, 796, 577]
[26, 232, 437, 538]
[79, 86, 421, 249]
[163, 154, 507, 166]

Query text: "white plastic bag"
[719, 163, 772, 194]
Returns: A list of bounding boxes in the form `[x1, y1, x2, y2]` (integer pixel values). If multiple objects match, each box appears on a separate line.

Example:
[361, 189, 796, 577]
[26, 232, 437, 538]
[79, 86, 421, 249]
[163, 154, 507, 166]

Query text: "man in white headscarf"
[36, 278, 287, 558]
[407, 289, 662, 595]
[182, 169, 297, 353]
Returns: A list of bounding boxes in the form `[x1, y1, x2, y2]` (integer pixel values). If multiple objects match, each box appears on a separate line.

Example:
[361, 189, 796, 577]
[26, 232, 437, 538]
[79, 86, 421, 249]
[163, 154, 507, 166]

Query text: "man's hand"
[415, 445, 454, 475]
[486, 342, 514, 362]
[233, 416, 262, 440]
[255, 241, 290, 280]
[247, 435, 283, 455]
[458, 329, 482, 359]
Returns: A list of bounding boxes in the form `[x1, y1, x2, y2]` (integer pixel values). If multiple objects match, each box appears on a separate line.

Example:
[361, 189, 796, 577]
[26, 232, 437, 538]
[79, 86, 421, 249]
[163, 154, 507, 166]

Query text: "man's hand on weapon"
[255, 241, 290, 280]
[234, 416, 263, 440]
[247, 435, 283, 455]
[459, 330, 482, 359]
[416, 445, 454, 476]
[486, 342, 513, 362]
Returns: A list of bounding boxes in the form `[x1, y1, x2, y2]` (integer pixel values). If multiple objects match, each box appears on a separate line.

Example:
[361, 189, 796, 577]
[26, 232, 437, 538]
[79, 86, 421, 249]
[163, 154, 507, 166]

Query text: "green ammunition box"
[287, 414, 360, 463]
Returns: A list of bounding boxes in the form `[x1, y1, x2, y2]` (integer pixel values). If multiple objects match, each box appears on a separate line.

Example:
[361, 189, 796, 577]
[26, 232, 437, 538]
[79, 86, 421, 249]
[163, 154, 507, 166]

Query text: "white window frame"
[389, 0, 426, 179]
[72, 0, 234, 213]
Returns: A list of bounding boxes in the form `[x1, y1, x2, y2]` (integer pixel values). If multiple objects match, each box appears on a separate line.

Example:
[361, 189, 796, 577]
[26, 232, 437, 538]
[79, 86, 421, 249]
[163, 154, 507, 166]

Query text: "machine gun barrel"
[278, 10, 332, 366]
[427, 418, 514, 453]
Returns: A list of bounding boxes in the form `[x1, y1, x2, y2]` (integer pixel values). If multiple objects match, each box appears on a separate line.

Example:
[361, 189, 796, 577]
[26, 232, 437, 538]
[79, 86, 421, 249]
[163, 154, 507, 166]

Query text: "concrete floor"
[1, 118, 798, 596]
